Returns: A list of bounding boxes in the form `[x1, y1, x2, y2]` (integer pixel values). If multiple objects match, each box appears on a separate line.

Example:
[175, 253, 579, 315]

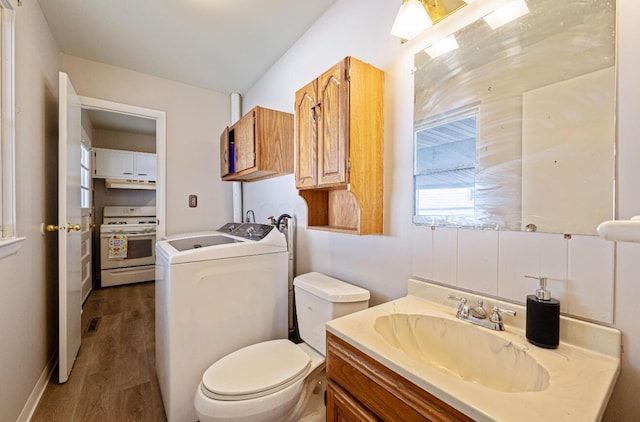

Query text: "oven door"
[100, 232, 156, 269]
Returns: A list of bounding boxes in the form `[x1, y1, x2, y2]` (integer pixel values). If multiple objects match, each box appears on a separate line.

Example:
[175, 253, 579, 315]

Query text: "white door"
[58, 72, 83, 383]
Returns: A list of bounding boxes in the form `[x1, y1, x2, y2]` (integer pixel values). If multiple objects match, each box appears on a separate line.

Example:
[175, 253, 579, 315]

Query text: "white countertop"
[326, 278, 621, 422]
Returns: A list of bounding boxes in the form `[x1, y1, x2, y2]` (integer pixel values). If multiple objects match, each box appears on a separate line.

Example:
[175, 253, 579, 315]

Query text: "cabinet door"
[295, 80, 318, 188]
[93, 148, 134, 179]
[220, 126, 230, 177]
[317, 60, 349, 186]
[135, 152, 156, 181]
[327, 381, 380, 422]
[233, 111, 256, 173]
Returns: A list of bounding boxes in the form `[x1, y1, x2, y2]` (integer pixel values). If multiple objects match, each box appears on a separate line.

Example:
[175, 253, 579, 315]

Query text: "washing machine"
[155, 222, 288, 422]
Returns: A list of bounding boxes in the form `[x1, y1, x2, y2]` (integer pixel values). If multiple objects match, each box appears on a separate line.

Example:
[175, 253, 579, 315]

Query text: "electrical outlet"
[189, 195, 198, 208]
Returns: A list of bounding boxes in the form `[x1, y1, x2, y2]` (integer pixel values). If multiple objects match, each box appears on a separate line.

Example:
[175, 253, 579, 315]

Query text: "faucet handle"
[447, 294, 467, 304]
[490, 305, 516, 323]
[448, 295, 470, 318]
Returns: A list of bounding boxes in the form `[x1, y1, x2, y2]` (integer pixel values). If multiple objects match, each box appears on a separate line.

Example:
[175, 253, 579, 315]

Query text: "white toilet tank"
[293, 272, 370, 356]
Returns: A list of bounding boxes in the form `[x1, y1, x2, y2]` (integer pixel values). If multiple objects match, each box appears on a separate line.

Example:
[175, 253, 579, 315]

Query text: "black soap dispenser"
[525, 276, 560, 349]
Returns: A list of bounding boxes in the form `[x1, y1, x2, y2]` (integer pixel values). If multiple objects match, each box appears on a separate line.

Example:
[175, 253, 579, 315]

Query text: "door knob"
[67, 224, 81, 232]
[44, 224, 59, 232]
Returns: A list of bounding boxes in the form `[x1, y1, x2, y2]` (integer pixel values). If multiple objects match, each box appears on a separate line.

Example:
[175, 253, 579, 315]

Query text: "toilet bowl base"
[195, 365, 326, 422]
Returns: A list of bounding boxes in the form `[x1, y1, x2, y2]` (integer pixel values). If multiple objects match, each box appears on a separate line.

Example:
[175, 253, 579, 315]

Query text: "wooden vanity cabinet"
[220, 106, 293, 182]
[326, 332, 473, 422]
[295, 57, 384, 235]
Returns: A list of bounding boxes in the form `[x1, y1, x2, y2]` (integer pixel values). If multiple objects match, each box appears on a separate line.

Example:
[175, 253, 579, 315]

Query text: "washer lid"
[202, 339, 310, 400]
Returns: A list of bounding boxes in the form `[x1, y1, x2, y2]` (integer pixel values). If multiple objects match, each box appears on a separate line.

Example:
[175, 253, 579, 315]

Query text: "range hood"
[105, 179, 156, 190]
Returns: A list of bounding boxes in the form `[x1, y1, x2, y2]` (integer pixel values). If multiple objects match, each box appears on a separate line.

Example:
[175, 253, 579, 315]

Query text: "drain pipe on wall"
[230, 93, 243, 223]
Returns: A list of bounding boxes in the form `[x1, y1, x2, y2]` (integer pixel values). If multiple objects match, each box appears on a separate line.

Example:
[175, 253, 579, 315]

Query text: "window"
[0, 1, 21, 259]
[414, 108, 478, 224]
[80, 143, 91, 209]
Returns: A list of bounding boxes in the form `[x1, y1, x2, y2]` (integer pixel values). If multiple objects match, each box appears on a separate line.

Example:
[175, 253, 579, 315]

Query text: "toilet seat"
[201, 339, 311, 401]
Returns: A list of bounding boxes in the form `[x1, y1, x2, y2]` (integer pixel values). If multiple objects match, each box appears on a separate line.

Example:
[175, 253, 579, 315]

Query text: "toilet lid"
[202, 339, 311, 401]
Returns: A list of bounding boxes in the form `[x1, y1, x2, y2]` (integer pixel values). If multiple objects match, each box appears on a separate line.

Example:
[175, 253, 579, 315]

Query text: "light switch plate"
[188, 195, 197, 208]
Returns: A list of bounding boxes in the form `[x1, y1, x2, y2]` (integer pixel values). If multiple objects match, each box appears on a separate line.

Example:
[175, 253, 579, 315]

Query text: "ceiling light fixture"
[425, 34, 459, 58]
[483, 0, 530, 29]
[390, 0, 468, 41]
[390, 0, 433, 41]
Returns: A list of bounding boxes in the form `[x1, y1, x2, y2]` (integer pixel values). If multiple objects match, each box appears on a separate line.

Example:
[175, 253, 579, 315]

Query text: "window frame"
[0, 0, 23, 259]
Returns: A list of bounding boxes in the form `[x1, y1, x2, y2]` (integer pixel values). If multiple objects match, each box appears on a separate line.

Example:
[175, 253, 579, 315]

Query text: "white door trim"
[78, 96, 167, 239]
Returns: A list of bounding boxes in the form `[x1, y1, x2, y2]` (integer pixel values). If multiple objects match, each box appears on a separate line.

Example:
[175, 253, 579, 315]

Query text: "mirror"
[413, 0, 616, 235]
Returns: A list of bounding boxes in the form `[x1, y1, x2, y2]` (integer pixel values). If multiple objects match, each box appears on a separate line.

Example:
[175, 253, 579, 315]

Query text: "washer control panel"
[216, 222, 274, 240]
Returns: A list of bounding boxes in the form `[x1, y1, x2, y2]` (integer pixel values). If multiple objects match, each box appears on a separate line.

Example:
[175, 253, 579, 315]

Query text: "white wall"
[243, 0, 639, 418]
[59, 54, 233, 235]
[242, 0, 412, 303]
[1, 2, 234, 418]
[0, 1, 60, 421]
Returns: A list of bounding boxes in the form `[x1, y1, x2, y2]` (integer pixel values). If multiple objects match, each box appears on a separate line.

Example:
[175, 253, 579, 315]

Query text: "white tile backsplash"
[457, 229, 498, 294]
[567, 235, 615, 323]
[432, 227, 458, 285]
[498, 231, 568, 310]
[410, 225, 433, 280]
[412, 228, 615, 324]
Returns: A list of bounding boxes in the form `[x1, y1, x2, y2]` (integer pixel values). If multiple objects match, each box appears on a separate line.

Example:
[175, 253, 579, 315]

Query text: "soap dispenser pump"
[525, 275, 560, 349]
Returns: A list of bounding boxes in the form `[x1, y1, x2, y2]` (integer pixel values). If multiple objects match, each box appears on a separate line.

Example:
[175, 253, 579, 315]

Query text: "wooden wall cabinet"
[220, 106, 293, 182]
[326, 332, 474, 422]
[295, 57, 384, 235]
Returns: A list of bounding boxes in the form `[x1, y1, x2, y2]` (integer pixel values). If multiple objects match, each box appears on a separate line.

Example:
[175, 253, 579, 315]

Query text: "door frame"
[78, 96, 167, 239]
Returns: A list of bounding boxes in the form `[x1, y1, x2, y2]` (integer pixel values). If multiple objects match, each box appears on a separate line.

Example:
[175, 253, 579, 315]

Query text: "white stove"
[101, 206, 157, 233]
[100, 206, 157, 287]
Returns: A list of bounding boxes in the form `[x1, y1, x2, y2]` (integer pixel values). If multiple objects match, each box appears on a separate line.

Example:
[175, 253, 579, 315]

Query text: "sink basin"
[374, 313, 549, 393]
[327, 281, 622, 421]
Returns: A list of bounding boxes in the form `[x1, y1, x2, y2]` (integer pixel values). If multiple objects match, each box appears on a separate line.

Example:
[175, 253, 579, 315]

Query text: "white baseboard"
[17, 354, 56, 422]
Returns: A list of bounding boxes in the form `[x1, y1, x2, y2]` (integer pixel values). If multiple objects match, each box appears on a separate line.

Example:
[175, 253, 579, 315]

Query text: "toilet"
[194, 272, 370, 422]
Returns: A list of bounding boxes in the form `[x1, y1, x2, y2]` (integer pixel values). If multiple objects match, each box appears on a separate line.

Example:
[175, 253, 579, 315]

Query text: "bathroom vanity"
[326, 279, 621, 421]
[327, 332, 471, 421]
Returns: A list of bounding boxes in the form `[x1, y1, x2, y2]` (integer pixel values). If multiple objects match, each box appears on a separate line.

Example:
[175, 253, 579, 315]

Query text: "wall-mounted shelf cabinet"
[295, 57, 384, 235]
[92, 147, 156, 181]
[326, 332, 473, 421]
[220, 106, 293, 182]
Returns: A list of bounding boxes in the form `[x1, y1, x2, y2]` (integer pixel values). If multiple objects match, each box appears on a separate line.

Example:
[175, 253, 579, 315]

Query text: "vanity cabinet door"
[326, 332, 473, 422]
[317, 60, 349, 187]
[326, 380, 379, 422]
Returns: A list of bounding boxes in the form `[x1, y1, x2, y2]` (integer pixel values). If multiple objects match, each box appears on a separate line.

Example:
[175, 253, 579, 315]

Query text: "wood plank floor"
[32, 281, 167, 422]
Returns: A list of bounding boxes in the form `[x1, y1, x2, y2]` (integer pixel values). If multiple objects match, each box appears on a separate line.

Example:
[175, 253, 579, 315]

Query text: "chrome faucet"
[448, 295, 516, 331]
[470, 299, 487, 319]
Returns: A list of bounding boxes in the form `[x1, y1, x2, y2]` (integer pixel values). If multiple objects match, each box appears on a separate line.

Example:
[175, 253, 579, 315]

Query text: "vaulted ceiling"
[37, 0, 336, 94]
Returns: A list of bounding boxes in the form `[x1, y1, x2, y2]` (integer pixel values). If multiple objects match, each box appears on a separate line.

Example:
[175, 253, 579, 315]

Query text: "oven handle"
[100, 233, 156, 238]
[103, 266, 155, 274]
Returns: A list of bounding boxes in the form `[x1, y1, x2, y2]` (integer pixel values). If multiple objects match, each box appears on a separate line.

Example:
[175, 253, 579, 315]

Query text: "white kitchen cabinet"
[134, 152, 157, 180]
[93, 147, 156, 181]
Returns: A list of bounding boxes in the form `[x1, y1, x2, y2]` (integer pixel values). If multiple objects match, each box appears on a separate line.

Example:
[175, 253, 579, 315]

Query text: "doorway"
[79, 97, 166, 292]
